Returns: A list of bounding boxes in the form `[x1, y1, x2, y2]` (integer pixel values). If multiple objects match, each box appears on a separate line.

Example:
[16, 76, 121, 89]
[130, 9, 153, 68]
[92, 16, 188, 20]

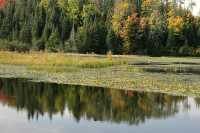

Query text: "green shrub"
[178, 45, 194, 56]
[64, 39, 78, 53]
[194, 47, 200, 56]
[0, 40, 30, 52]
[32, 39, 45, 51]
[0, 40, 7, 50]
[46, 30, 61, 52]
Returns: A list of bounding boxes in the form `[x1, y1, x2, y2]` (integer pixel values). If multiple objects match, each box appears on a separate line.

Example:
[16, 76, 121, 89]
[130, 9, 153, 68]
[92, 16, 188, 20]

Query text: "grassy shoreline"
[0, 51, 200, 97]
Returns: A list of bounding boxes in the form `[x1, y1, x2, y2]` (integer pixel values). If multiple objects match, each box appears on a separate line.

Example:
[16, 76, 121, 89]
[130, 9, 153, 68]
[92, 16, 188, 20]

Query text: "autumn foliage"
[0, 0, 200, 56]
[0, 0, 6, 8]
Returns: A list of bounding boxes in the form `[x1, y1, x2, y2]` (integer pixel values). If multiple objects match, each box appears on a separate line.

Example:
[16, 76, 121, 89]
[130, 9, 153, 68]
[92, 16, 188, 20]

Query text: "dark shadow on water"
[0, 77, 198, 125]
[142, 67, 200, 75]
[128, 61, 200, 75]
[129, 62, 200, 66]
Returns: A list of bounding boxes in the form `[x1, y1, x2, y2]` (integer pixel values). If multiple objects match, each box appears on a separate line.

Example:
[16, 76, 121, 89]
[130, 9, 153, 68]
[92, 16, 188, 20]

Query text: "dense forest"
[0, 0, 200, 56]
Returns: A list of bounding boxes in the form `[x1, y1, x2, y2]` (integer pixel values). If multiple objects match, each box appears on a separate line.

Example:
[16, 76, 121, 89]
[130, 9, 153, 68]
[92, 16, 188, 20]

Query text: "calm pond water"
[0, 78, 200, 133]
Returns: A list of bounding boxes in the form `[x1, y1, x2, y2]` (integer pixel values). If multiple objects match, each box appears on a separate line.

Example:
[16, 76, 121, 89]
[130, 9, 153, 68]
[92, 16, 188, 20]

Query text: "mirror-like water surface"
[0, 78, 200, 133]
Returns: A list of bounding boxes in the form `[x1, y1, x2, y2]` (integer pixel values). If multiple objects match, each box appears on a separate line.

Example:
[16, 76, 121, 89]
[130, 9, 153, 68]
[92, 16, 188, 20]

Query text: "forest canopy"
[0, 0, 200, 56]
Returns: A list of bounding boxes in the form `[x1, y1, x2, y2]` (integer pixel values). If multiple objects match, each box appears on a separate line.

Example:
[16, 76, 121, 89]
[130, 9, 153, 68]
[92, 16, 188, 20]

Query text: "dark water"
[0, 78, 200, 133]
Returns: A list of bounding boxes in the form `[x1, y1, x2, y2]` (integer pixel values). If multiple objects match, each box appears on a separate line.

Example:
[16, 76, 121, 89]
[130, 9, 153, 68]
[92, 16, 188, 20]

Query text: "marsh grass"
[0, 51, 127, 72]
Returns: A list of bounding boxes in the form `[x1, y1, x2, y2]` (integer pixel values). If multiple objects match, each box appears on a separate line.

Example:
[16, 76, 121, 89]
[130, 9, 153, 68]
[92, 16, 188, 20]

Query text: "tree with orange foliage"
[0, 0, 6, 8]
[123, 12, 140, 54]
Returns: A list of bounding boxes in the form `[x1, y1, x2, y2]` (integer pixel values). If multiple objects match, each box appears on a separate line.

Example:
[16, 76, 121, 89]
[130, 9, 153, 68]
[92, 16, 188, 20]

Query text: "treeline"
[0, 0, 200, 56]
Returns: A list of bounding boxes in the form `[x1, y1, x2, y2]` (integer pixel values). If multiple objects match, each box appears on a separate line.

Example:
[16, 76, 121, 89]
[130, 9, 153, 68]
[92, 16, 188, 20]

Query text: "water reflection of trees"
[0, 78, 189, 125]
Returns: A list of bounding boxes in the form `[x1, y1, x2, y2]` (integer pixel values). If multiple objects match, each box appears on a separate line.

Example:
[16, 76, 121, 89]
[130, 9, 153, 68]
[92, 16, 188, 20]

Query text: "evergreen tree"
[46, 29, 61, 52]
[20, 21, 32, 44]
[106, 29, 122, 54]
